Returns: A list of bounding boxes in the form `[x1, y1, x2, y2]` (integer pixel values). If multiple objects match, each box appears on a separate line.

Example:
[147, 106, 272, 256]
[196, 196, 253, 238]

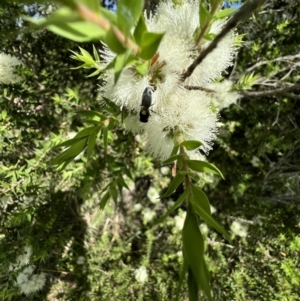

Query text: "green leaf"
[118, 176, 130, 190]
[25, 7, 106, 42]
[153, 189, 188, 227]
[117, 0, 144, 35]
[49, 21, 106, 42]
[181, 140, 202, 150]
[134, 15, 147, 45]
[176, 254, 188, 301]
[105, 28, 127, 54]
[102, 127, 108, 160]
[99, 191, 110, 210]
[190, 184, 211, 215]
[160, 172, 184, 198]
[199, 0, 209, 28]
[186, 160, 224, 179]
[187, 268, 199, 301]
[179, 171, 200, 182]
[51, 137, 87, 166]
[87, 127, 101, 160]
[23, 7, 77, 27]
[114, 51, 133, 83]
[99, 7, 118, 25]
[162, 154, 183, 165]
[170, 144, 179, 157]
[77, 110, 104, 120]
[110, 186, 118, 204]
[139, 32, 164, 60]
[214, 7, 236, 19]
[53, 137, 83, 149]
[135, 60, 150, 76]
[182, 209, 212, 300]
[190, 197, 231, 242]
[203, 33, 216, 41]
[75, 126, 98, 138]
[93, 44, 100, 62]
[80, 0, 100, 12]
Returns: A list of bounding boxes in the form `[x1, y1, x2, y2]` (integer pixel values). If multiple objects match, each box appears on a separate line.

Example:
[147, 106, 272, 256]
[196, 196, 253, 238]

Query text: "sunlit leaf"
[181, 140, 202, 150]
[134, 15, 147, 45]
[186, 160, 224, 179]
[139, 32, 164, 60]
[190, 184, 211, 215]
[190, 197, 231, 241]
[117, 0, 144, 34]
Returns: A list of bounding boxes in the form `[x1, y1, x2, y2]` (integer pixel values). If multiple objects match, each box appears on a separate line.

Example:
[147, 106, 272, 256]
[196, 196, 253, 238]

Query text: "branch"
[183, 85, 216, 93]
[181, 0, 268, 81]
[240, 83, 300, 98]
[245, 53, 300, 74]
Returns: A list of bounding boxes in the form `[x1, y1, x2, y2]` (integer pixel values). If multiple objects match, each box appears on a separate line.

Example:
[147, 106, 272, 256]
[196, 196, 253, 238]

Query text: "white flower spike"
[100, 0, 240, 160]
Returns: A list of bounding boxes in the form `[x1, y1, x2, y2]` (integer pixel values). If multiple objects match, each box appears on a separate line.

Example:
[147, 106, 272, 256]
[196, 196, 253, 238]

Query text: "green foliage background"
[0, 1, 299, 300]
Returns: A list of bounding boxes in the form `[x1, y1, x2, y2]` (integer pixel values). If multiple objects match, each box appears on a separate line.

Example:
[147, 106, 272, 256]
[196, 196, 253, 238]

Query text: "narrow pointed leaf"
[53, 137, 82, 149]
[87, 127, 101, 160]
[102, 127, 108, 160]
[214, 7, 236, 19]
[187, 268, 199, 301]
[75, 126, 98, 138]
[186, 160, 224, 179]
[179, 171, 200, 182]
[77, 110, 104, 120]
[153, 189, 188, 227]
[191, 198, 231, 242]
[190, 184, 211, 215]
[51, 138, 87, 165]
[160, 172, 184, 198]
[134, 15, 147, 45]
[162, 154, 182, 165]
[182, 209, 212, 300]
[181, 140, 202, 151]
[170, 144, 179, 156]
[176, 252, 188, 301]
[117, 0, 144, 34]
[110, 186, 118, 204]
[99, 191, 110, 210]
[139, 32, 164, 60]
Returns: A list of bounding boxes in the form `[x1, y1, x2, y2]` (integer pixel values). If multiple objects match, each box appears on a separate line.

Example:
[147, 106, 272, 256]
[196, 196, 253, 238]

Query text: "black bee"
[139, 87, 153, 123]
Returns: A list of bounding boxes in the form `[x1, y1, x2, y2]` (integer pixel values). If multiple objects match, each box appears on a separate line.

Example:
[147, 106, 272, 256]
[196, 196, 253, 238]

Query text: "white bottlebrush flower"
[16, 246, 33, 267]
[9, 245, 33, 271]
[147, 187, 160, 204]
[174, 210, 186, 231]
[76, 256, 85, 265]
[206, 80, 240, 110]
[16, 265, 46, 295]
[99, 0, 239, 160]
[0, 53, 23, 84]
[143, 89, 219, 160]
[142, 208, 156, 224]
[230, 220, 248, 238]
[134, 266, 148, 283]
[250, 156, 260, 167]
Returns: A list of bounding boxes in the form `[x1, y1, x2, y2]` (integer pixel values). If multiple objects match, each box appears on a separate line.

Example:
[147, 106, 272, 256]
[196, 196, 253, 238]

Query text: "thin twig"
[182, 0, 269, 81]
[240, 83, 300, 98]
[183, 85, 216, 92]
[244, 53, 300, 74]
